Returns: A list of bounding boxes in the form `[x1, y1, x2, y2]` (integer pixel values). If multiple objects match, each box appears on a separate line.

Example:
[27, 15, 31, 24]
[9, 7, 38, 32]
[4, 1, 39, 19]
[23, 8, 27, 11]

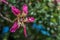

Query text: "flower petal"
[10, 21, 20, 32]
[56, 0, 60, 2]
[27, 17, 35, 22]
[1, 0, 8, 4]
[11, 6, 21, 16]
[23, 25, 27, 37]
[22, 4, 28, 14]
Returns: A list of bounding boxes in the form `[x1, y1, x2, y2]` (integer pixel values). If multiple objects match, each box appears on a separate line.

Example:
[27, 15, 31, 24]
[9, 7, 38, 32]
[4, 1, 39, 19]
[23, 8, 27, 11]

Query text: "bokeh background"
[0, 0, 60, 40]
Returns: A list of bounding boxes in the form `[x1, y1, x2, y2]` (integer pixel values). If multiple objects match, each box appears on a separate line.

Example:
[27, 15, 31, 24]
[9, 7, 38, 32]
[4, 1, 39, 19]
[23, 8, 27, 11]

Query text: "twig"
[0, 13, 13, 23]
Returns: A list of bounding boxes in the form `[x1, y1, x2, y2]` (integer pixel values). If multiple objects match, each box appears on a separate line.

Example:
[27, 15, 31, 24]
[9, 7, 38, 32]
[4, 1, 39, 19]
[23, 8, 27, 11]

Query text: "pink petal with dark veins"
[22, 4, 28, 14]
[1, 0, 8, 4]
[27, 17, 35, 22]
[10, 21, 20, 32]
[11, 6, 21, 16]
[23, 25, 27, 37]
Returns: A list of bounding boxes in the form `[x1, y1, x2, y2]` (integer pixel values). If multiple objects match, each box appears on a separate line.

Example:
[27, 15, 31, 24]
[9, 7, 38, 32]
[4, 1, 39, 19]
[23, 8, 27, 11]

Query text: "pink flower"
[22, 4, 28, 15]
[1, 0, 35, 37]
[10, 4, 35, 37]
[1, 0, 8, 4]
[11, 6, 21, 16]
[10, 21, 20, 32]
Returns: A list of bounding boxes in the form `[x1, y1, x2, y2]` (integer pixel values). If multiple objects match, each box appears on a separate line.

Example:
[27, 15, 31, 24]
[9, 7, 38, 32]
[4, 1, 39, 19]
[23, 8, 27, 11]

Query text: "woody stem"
[0, 13, 13, 23]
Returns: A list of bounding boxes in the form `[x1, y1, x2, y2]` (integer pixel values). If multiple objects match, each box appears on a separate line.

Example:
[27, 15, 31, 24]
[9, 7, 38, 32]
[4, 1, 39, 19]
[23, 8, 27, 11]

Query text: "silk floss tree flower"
[1, 0, 35, 37]
[3, 1, 34, 37]
[10, 4, 35, 37]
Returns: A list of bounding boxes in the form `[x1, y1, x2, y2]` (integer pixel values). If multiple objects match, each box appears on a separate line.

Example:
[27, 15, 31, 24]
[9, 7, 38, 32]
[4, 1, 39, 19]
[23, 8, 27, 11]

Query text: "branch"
[0, 13, 13, 23]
